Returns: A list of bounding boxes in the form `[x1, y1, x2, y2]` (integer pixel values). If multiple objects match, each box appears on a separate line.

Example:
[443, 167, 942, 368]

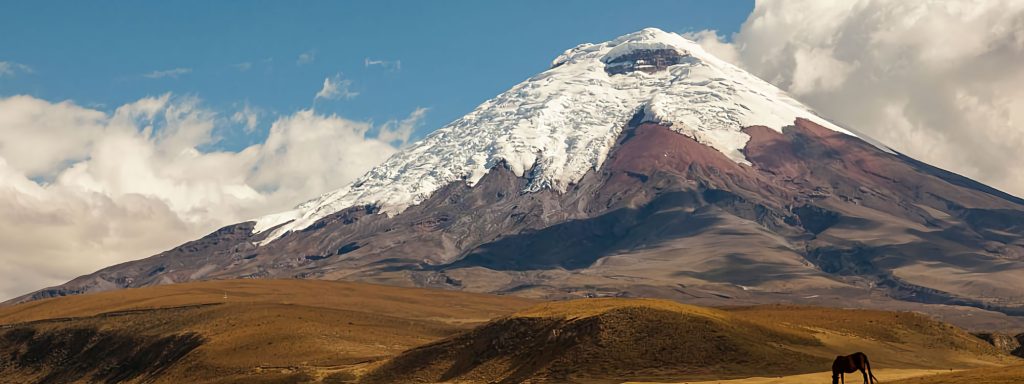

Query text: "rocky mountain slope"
[11, 29, 1024, 327]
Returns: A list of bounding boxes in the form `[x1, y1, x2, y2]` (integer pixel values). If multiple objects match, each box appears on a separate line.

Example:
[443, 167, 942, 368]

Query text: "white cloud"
[234, 62, 253, 71]
[365, 57, 402, 71]
[0, 94, 423, 299]
[788, 47, 857, 94]
[231, 102, 262, 133]
[297, 50, 316, 65]
[683, 30, 740, 65]
[377, 107, 427, 146]
[0, 96, 109, 178]
[314, 74, 359, 101]
[693, 0, 1024, 197]
[0, 61, 33, 77]
[143, 67, 192, 79]
[247, 109, 415, 200]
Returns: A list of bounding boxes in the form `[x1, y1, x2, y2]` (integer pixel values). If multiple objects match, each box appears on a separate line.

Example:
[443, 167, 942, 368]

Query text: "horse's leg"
[860, 367, 868, 384]
[866, 356, 878, 383]
[841, 372, 845, 384]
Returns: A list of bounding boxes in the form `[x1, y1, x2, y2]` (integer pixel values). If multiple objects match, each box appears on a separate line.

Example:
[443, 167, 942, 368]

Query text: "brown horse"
[832, 352, 878, 384]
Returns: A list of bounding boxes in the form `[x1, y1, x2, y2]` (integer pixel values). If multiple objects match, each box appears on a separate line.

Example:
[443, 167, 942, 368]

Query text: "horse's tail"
[865, 354, 879, 383]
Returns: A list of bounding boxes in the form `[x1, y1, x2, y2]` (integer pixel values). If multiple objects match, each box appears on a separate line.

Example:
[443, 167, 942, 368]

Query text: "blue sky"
[0, 0, 752, 151]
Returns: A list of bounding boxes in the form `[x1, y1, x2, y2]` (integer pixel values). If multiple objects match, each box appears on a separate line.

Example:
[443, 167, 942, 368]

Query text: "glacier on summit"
[254, 28, 875, 242]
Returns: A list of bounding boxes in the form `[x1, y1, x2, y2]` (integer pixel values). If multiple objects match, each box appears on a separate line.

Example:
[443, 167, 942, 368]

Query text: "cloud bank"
[690, 0, 1024, 197]
[0, 94, 424, 299]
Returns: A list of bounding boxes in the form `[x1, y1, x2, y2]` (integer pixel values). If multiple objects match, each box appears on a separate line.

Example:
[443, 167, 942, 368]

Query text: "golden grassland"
[0, 280, 1020, 383]
[365, 298, 1014, 383]
[0, 279, 538, 383]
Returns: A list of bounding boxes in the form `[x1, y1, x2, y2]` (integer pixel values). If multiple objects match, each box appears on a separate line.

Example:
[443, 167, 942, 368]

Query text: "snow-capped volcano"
[17, 29, 1024, 329]
[255, 28, 875, 242]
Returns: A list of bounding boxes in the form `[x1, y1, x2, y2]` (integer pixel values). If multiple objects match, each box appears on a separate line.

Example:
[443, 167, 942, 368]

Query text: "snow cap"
[253, 28, 880, 243]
